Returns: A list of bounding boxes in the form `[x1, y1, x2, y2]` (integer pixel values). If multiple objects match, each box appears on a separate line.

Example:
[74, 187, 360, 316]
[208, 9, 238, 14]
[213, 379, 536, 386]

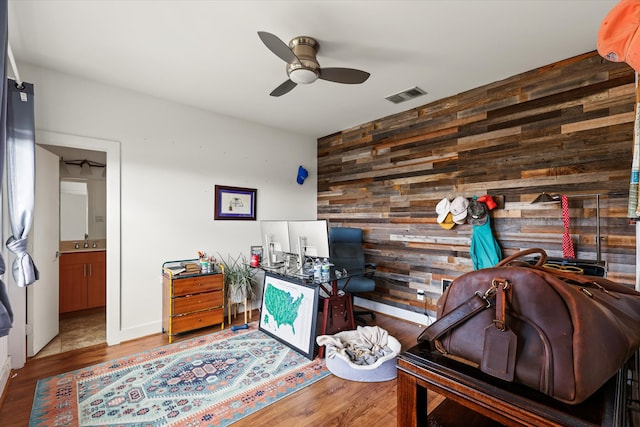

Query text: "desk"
[397, 342, 628, 427]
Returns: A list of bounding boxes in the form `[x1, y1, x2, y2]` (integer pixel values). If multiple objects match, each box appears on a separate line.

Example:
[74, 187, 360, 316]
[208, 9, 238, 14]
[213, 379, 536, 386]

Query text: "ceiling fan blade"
[258, 31, 300, 64]
[270, 79, 297, 97]
[319, 67, 370, 84]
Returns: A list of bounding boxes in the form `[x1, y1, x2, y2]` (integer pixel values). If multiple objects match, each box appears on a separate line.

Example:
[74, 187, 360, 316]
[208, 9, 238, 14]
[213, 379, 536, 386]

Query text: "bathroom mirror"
[60, 179, 88, 240]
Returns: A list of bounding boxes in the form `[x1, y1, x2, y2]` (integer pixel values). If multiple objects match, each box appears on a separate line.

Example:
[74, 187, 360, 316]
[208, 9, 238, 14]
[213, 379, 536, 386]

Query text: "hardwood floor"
[0, 308, 440, 426]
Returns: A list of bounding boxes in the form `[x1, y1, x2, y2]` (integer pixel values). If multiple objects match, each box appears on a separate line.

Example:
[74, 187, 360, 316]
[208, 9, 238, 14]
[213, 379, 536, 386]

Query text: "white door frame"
[36, 130, 121, 346]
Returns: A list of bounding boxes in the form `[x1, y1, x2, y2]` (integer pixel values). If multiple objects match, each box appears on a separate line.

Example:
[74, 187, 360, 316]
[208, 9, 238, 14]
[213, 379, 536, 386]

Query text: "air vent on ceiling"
[385, 86, 427, 104]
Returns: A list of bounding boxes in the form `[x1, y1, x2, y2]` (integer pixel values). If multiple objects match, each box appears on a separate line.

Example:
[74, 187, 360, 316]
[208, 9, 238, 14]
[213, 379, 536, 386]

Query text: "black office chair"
[328, 227, 376, 324]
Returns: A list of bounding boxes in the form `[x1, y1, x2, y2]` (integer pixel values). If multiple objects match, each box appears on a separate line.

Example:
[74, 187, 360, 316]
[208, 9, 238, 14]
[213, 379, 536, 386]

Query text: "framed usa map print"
[259, 272, 319, 360]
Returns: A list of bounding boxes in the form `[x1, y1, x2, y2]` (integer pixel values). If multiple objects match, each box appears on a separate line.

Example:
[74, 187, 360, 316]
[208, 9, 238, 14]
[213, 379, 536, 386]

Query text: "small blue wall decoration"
[297, 165, 308, 185]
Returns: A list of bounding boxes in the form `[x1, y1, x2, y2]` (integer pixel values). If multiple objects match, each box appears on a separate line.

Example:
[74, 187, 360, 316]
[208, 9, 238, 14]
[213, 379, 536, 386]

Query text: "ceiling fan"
[258, 31, 371, 97]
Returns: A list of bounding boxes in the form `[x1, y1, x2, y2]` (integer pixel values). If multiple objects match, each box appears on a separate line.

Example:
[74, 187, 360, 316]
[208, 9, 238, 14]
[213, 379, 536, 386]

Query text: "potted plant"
[219, 253, 256, 304]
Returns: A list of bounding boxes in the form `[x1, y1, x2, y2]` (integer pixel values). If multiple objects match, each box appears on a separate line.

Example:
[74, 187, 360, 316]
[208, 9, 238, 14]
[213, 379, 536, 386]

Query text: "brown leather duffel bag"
[418, 248, 640, 404]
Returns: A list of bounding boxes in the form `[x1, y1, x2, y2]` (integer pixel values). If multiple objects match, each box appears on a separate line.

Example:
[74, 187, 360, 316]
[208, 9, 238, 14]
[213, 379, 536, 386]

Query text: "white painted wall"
[1, 155, 13, 390]
[0, 336, 8, 398]
[2, 63, 317, 373]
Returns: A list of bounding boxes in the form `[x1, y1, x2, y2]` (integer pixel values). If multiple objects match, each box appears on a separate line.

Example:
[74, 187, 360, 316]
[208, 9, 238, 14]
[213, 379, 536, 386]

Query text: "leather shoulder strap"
[417, 294, 488, 347]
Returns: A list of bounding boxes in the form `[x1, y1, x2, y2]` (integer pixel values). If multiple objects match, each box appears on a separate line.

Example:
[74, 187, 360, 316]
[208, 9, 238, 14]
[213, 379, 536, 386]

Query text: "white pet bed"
[320, 327, 401, 382]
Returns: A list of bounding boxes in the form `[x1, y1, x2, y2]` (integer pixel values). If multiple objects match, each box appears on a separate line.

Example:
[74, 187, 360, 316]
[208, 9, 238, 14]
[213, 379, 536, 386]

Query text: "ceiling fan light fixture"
[289, 68, 319, 84]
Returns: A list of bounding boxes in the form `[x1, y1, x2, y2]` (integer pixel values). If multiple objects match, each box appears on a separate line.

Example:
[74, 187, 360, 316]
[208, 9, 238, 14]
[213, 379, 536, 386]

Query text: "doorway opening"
[28, 130, 121, 361]
[33, 145, 107, 357]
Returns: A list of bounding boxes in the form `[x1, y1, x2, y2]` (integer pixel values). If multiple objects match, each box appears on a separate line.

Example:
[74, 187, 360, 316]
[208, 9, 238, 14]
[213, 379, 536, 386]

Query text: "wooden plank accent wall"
[317, 52, 637, 317]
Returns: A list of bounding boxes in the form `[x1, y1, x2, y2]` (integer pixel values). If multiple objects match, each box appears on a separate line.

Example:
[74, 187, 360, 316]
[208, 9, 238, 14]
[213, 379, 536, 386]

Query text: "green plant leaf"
[218, 252, 257, 300]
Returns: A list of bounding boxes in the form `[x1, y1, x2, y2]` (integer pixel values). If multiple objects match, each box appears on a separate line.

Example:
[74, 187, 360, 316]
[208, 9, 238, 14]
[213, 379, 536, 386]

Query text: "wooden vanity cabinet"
[162, 269, 224, 343]
[59, 251, 106, 313]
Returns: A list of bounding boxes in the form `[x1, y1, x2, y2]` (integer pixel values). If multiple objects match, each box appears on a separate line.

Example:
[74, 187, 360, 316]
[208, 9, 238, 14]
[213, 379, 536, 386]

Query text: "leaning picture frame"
[214, 185, 257, 220]
[259, 272, 319, 360]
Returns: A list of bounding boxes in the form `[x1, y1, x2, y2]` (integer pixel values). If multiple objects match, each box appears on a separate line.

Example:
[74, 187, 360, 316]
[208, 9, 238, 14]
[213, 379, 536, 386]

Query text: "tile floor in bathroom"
[32, 307, 106, 359]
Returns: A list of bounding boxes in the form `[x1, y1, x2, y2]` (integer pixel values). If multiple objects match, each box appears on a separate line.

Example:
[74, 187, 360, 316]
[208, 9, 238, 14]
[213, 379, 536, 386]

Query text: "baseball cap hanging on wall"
[436, 198, 451, 222]
[597, 0, 640, 72]
[450, 196, 469, 224]
[436, 198, 455, 229]
[467, 199, 488, 225]
[439, 213, 455, 230]
[477, 195, 497, 210]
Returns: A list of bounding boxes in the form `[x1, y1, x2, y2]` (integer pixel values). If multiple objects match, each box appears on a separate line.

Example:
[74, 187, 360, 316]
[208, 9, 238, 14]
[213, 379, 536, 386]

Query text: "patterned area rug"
[29, 324, 328, 426]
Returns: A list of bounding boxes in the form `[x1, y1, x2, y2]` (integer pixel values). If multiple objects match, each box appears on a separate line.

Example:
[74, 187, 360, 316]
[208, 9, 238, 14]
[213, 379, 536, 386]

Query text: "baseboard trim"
[115, 322, 162, 345]
[113, 300, 432, 345]
[353, 296, 434, 326]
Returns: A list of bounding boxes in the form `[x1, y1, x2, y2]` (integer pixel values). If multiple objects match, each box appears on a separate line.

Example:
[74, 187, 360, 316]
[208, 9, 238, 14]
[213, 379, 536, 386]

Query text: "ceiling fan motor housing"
[287, 36, 320, 84]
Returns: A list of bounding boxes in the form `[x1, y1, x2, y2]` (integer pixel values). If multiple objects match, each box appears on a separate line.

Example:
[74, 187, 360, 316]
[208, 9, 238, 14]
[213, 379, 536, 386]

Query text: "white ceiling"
[7, 0, 619, 139]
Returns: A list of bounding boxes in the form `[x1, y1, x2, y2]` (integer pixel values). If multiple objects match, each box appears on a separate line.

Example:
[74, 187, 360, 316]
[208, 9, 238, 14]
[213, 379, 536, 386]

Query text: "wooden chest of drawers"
[162, 269, 224, 342]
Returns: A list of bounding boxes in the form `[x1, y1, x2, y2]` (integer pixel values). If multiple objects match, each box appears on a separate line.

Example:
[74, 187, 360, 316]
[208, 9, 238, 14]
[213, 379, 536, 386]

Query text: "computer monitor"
[260, 220, 291, 266]
[288, 220, 330, 265]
